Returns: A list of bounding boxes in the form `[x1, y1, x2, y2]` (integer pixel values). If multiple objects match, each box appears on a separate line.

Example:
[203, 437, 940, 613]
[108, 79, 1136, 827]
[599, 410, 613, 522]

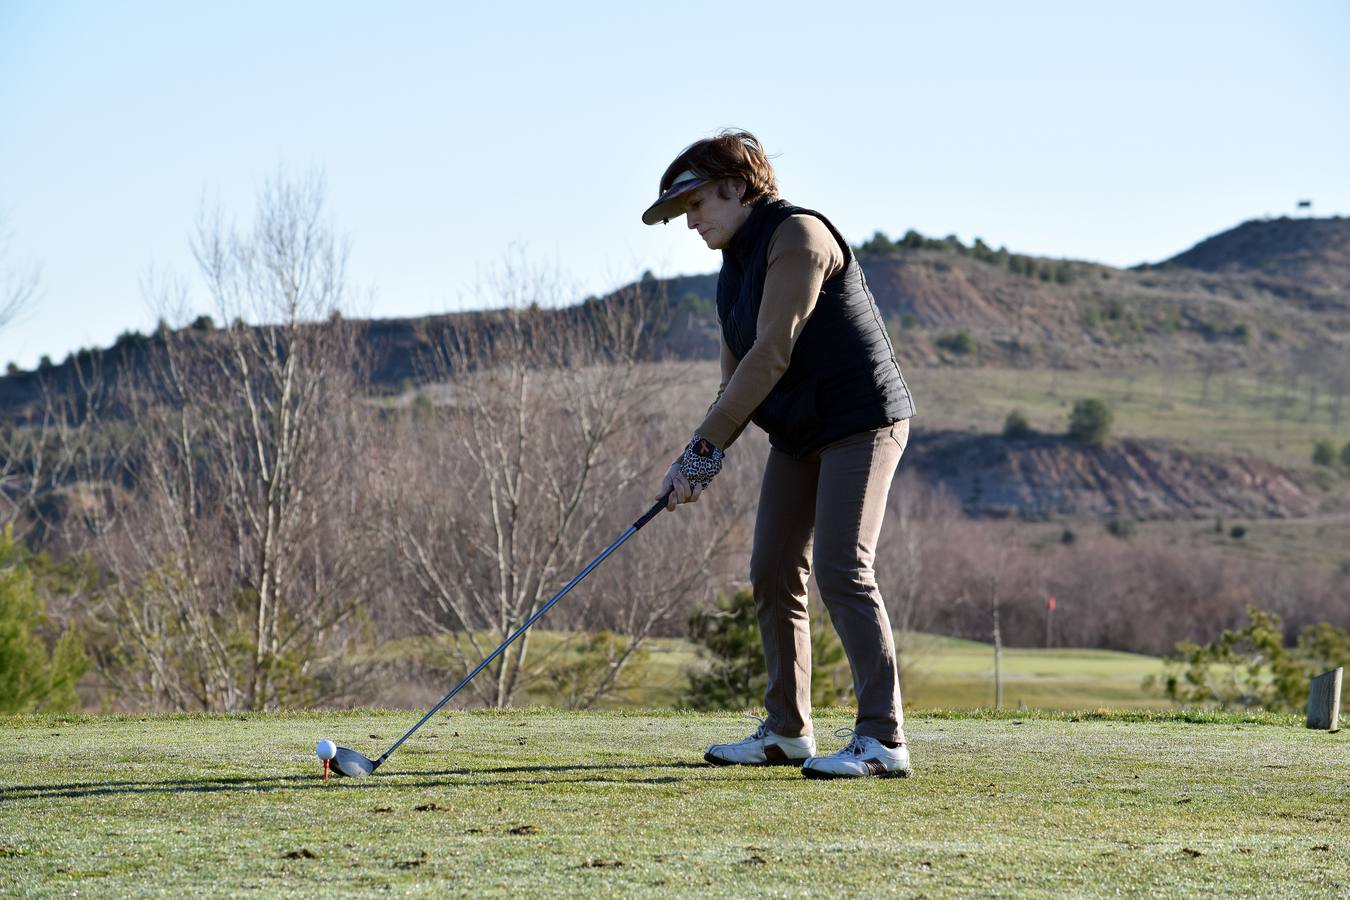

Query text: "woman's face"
[679, 179, 752, 250]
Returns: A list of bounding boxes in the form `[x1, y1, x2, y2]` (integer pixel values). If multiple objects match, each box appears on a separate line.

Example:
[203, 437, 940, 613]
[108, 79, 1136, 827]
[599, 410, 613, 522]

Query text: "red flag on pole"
[1047, 595, 1056, 611]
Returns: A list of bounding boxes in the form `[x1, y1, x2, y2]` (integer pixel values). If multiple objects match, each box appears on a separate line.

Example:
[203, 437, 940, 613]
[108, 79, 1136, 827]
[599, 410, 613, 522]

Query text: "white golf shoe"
[801, 730, 911, 780]
[704, 718, 816, 767]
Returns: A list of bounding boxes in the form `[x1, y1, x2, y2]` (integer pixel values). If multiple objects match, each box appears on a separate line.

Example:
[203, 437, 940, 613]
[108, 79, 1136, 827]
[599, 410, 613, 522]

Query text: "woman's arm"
[701, 336, 746, 445]
[695, 214, 843, 449]
[717, 335, 739, 401]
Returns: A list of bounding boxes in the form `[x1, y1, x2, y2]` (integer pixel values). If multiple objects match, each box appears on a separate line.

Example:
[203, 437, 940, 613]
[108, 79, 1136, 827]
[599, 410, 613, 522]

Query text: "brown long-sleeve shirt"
[696, 214, 844, 449]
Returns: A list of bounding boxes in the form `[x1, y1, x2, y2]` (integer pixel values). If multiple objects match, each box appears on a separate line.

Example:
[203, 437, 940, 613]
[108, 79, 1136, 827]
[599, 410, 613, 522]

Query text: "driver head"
[330, 746, 377, 777]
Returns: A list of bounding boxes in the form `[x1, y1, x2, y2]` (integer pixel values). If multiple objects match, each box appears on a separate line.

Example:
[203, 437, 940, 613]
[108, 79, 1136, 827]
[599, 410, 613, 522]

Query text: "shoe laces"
[830, 727, 866, 758]
[742, 712, 770, 741]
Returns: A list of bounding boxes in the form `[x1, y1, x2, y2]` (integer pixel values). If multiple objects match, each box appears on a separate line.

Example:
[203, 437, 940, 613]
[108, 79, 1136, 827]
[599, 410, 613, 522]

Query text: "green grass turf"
[1, 709, 1344, 897]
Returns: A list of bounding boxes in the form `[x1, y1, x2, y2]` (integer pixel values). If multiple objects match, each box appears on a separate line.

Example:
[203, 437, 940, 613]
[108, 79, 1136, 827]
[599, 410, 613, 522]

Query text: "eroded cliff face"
[905, 430, 1322, 521]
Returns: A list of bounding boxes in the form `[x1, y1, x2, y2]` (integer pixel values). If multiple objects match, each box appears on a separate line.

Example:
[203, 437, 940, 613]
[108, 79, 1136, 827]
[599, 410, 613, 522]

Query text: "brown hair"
[659, 129, 778, 205]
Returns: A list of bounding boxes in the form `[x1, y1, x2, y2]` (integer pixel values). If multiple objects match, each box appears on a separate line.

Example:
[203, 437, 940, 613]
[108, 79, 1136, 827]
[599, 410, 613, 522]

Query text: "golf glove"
[675, 434, 724, 491]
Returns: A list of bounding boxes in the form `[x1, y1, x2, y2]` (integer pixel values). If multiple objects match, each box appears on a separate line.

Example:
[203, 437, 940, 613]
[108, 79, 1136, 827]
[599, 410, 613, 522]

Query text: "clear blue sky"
[2, 0, 1347, 369]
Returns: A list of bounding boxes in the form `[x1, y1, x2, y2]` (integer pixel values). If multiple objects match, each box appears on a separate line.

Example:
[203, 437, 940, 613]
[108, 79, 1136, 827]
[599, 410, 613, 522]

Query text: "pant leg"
[812, 420, 909, 743]
[749, 446, 819, 738]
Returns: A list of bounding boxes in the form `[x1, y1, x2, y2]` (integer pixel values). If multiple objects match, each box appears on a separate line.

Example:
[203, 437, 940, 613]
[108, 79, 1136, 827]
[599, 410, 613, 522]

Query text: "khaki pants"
[750, 419, 909, 744]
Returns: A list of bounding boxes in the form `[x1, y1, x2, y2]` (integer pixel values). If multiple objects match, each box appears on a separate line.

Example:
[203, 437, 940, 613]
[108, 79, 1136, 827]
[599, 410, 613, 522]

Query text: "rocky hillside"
[905, 430, 1324, 521]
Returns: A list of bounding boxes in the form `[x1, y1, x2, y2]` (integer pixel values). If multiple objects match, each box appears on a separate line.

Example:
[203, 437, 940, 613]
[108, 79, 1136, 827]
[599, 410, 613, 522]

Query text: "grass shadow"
[0, 761, 720, 802]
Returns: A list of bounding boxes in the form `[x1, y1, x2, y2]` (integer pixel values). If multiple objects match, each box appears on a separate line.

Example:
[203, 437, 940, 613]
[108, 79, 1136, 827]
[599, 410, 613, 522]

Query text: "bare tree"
[89, 171, 377, 711]
[0, 352, 113, 546]
[566, 455, 754, 709]
[0, 217, 39, 334]
[0, 218, 50, 535]
[381, 268, 733, 709]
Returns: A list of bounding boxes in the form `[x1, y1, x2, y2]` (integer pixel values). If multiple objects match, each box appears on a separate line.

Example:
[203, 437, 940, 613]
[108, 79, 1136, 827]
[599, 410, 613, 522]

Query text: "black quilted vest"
[718, 199, 915, 458]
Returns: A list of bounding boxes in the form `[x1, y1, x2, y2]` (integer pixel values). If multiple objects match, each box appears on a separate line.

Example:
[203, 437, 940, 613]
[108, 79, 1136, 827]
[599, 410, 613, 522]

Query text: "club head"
[330, 746, 378, 778]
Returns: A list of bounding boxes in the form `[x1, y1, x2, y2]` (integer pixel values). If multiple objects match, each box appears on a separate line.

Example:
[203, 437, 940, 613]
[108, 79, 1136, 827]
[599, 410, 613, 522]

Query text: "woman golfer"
[647, 130, 917, 779]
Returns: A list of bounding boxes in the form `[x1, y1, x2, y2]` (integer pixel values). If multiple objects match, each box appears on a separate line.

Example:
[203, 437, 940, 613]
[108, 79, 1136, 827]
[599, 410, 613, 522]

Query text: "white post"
[993, 605, 1003, 709]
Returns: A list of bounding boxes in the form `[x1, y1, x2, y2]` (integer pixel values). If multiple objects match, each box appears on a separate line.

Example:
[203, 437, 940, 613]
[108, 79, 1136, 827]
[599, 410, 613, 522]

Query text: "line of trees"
[3, 176, 1348, 714]
[1, 173, 743, 712]
[871, 471, 1350, 661]
[854, 228, 1077, 284]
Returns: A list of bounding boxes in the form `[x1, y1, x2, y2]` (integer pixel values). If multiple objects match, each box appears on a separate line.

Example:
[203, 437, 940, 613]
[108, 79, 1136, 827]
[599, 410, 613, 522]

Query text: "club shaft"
[375, 497, 668, 767]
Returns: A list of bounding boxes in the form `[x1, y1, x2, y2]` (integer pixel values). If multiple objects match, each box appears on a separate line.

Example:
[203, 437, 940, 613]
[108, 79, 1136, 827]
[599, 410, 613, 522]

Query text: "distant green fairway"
[2, 709, 1344, 897]
[495, 632, 1172, 712]
[901, 635, 1168, 710]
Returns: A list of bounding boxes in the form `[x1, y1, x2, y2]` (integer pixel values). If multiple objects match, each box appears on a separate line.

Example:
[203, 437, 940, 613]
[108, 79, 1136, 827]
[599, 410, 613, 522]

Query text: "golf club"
[325, 492, 672, 777]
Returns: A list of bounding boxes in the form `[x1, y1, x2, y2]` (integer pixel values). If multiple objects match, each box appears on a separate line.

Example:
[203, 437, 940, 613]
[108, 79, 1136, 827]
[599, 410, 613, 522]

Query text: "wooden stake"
[1306, 668, 1342, 732]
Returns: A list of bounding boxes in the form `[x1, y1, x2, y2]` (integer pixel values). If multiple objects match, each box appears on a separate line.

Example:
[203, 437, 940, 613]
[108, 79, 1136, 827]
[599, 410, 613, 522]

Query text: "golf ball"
[316, 739, 337, 761]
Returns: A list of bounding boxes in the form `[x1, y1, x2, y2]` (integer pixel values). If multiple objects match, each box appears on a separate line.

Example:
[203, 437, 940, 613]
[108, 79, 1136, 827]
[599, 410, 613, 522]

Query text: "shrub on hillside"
[855, 231, 895, 256]
[1003, 410, 1034, 440]
[1312, 440, 1336, 466]
[1342, 442, 1350, 467]
[900, 229, 925, 249]
[1068, 399, 1113, 446]
[1106, 517, 1137, 540]
[113, 330, 145, 351]
[936, 331, 977, 355]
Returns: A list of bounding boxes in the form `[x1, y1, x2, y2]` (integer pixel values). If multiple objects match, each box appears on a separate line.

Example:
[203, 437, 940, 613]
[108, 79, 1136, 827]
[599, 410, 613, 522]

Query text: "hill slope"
[848, 217, 1350, 367]
[4, 216, 1348, 415]
[3, 216, 1347, 531]
[659, 215, 1350, 368]
[1162, 215, 1350, 288]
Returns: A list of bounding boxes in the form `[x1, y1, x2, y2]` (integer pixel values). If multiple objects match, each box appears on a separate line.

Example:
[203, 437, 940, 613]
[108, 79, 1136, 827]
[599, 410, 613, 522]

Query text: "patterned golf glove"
[676, 434, 724, 490]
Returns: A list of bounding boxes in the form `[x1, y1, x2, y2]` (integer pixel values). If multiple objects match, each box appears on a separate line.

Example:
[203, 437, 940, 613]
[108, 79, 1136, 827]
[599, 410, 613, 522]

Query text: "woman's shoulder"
[770, 213, 844, 272]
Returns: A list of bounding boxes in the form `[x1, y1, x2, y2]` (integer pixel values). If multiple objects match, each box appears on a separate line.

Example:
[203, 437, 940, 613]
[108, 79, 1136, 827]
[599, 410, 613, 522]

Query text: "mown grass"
[1, 709, 1344, 897]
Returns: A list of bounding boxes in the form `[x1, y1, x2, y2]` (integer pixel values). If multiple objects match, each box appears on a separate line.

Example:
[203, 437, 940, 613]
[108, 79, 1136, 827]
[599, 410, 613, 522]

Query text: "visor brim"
[641, 177, 709, 225]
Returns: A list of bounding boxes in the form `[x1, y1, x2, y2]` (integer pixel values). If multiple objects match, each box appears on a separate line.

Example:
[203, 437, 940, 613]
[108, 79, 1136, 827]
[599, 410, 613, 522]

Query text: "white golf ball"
[316, 739, 337, 761]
